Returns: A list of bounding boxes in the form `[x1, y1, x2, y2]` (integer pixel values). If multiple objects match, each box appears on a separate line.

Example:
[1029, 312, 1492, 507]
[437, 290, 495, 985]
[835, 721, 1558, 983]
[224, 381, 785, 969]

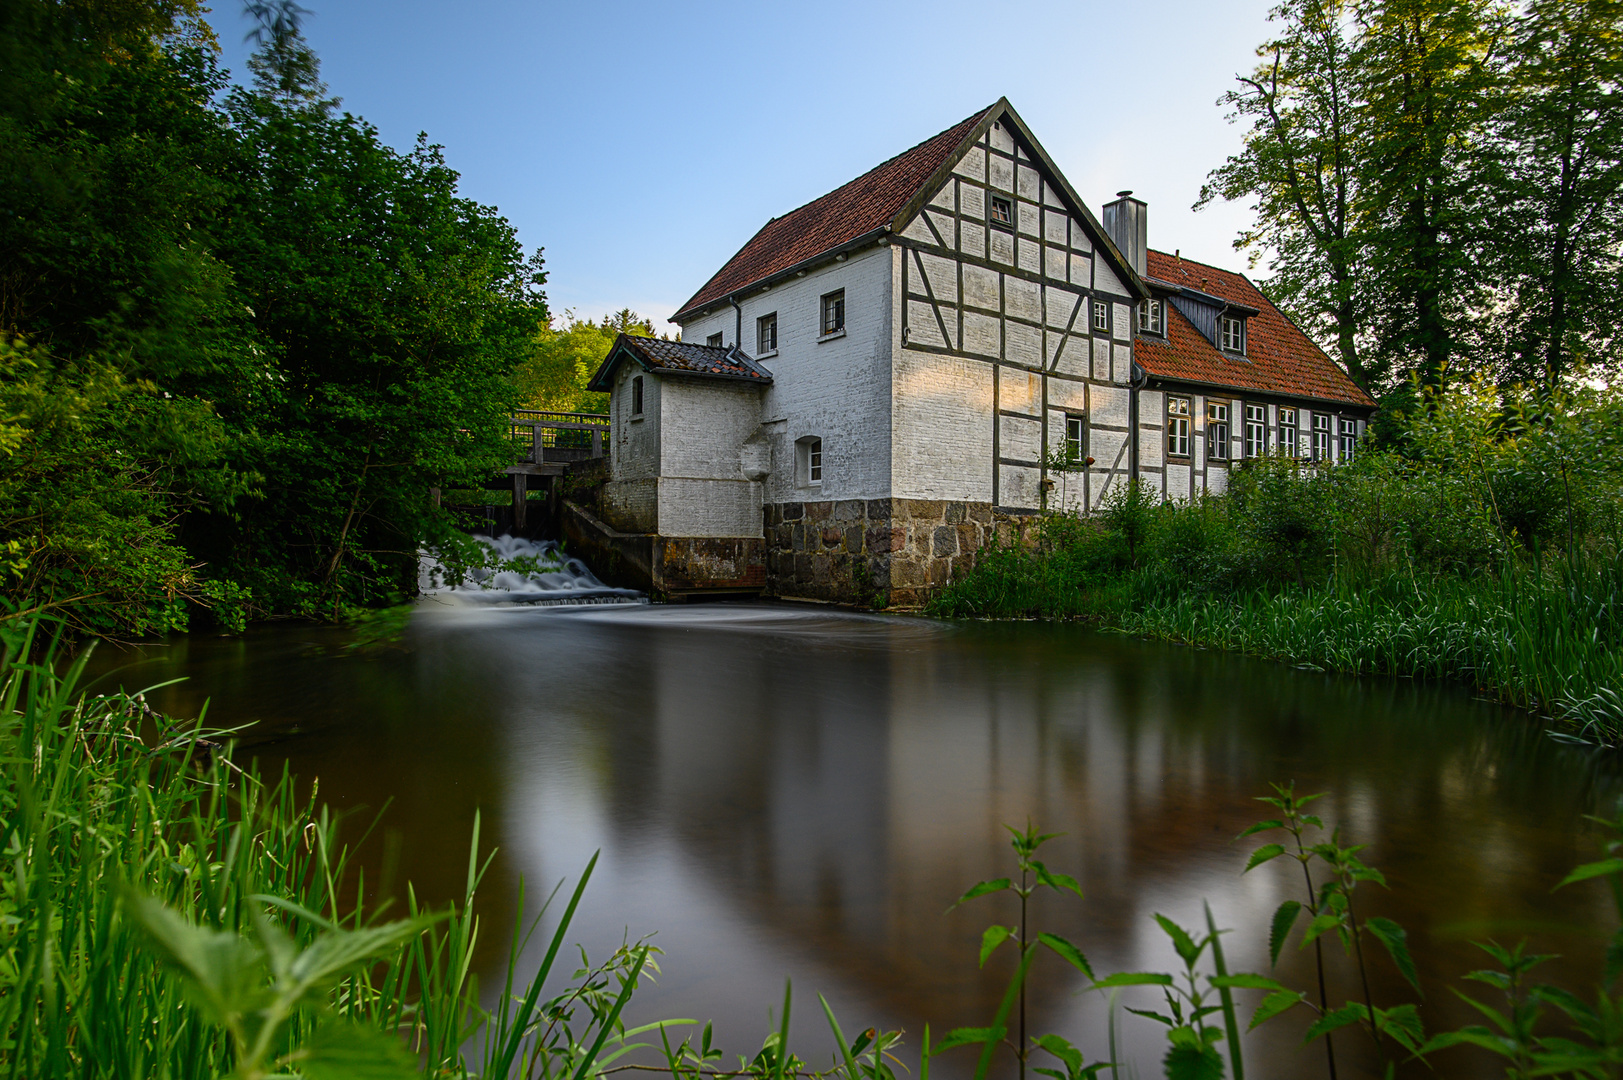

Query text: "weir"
[419, 534, 644, 606]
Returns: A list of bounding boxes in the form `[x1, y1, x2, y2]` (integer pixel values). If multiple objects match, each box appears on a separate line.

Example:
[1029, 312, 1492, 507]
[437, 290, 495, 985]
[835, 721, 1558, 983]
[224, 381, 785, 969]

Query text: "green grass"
[0, 619, 672, 1079]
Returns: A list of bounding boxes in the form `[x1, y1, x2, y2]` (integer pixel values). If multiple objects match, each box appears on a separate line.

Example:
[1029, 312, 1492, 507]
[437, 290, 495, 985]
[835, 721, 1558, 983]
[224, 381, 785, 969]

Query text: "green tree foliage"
[1199, 0, 1371, 385]
[0, 1, 548, 633]
[1205, 0, 1623, 392]
[1483, 0, 1623, 385]
[512, 309, 658, 414]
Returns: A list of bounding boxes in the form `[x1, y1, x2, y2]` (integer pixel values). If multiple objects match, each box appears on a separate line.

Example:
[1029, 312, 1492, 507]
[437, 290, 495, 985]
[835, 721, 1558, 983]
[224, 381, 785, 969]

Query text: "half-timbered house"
[581, 98, 1375, 605]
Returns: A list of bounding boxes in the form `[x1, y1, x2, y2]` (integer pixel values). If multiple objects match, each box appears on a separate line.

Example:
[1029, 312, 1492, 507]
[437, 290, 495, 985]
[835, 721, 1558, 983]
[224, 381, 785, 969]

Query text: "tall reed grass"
[0, 618, 683, 1078]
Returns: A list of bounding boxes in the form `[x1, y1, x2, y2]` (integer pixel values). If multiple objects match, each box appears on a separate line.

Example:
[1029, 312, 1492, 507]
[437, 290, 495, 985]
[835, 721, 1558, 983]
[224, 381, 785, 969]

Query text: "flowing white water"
[419, 534, 645, 607]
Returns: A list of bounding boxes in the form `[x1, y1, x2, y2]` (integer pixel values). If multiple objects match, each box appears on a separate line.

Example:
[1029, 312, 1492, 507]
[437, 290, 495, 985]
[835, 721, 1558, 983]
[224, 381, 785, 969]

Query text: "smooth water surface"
[85, 601, 1622, 1078]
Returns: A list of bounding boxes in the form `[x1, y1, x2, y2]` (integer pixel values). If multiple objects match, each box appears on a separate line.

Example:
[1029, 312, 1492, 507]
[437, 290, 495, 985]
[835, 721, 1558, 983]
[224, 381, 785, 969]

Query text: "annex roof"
[586, 334, 774, 392]
[1135, 250, 1375, 409]
[672, 98, 1147, 323]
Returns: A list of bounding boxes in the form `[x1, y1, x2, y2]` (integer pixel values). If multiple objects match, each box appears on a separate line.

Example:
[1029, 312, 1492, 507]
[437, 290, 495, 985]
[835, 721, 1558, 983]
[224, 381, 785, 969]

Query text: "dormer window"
[1220, 314, 1245, 353]
[1139, 299, 1164, 335]
[989, 195, 1014, 227]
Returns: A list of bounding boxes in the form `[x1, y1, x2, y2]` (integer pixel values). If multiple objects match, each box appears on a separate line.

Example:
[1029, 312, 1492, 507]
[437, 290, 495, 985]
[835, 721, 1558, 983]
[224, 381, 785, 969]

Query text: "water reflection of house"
[575, 98, 1374, 604]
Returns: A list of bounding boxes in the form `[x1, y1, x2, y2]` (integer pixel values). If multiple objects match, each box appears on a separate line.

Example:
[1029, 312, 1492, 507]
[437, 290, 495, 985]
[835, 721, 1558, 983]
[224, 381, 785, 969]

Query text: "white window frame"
[808, 439, 822, 484]
[1064, 415, 1085, 462]
[820, 290, 845, 337]
[1139, 299, 1164, 335]
[1220, 315, 1245, 353]
[1092, 300, 1108, 333]
[1339, 417, 1358, 461]
[1279, 407, 1299, 458]
[1208, 401, 1230, 461]
[1167, 396, 1191, 457]
[1311, 413, 1332, 461]
[757, 312, 777, 355]
[1244, 403, 1268, 458]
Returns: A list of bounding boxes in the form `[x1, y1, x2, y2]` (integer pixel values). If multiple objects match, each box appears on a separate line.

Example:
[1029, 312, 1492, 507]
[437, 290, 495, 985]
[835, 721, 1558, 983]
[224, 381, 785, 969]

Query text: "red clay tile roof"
[1135, 250, 1375, 408]
[672, 107, 992, 322]
[587, 334, 774, 392]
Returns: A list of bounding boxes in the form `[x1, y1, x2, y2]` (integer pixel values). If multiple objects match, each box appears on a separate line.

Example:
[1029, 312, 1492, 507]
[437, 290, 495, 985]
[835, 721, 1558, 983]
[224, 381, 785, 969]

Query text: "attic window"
[707, 332, 724, 348]
[1092, 300, 1108, 333]
[1220, 315, 1245, 353]
[989, 195, 1014, 228]
[1139, 299, 1164, 335]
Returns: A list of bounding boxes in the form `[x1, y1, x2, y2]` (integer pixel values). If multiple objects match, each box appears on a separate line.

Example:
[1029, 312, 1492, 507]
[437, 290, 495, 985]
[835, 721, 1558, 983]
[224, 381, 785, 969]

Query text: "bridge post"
[532, 424, 544, 464]
[512, 472, 527, 532]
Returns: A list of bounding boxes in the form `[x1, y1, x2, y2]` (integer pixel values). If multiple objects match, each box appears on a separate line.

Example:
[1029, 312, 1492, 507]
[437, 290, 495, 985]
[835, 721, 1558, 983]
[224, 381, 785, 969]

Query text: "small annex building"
[576, 97, 1375, 606]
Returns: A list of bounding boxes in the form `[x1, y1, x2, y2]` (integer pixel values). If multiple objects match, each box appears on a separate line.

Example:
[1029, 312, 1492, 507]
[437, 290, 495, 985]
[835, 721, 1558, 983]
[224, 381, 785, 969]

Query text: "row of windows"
[704, 293, 845, 355]
[1167, 398, 1356, 461]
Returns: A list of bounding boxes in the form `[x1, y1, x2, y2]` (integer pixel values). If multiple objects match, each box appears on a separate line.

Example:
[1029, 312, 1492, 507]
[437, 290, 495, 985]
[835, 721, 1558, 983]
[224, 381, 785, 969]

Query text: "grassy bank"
[930, 380, 1623, 740]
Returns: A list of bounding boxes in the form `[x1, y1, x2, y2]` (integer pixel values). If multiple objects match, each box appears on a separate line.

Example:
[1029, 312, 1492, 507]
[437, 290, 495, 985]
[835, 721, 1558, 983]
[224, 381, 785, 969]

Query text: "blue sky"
[214, 0, 1279, 334]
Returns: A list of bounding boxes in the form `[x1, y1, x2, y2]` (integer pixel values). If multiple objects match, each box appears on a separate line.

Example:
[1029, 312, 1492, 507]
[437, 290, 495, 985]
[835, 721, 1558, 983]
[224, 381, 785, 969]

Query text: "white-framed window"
[1064, 415, 1086, 462]
[805, 438, 823, 484]
[1245, 403, 1268, 457]
[1167, 396, 1191, 457]
[1220, 315, 1245, 352]
[989, 194, 1014, 227]
[820, 290, 845, 336]
[1279, 406, 1299, 457]
[1139, 299, 1164, 334]
[1092, 300, 1108, 332]
[631, 375, 643, 416]
[757, 312, 777, 354]
[1311, 413, 1332, 461]
[1208, 401, 1230, 460]
[707, 332, 724, 347]
[1339, 417, 1358, 461]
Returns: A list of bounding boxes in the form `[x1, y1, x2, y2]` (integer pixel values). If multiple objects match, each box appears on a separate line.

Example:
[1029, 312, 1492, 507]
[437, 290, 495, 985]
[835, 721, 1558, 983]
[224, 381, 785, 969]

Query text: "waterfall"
[420, 534, 644, 606]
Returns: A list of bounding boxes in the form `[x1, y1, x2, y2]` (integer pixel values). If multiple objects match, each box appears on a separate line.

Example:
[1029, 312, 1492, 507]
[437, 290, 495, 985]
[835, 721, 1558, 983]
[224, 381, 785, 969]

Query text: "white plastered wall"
[680, 245, 895, 505]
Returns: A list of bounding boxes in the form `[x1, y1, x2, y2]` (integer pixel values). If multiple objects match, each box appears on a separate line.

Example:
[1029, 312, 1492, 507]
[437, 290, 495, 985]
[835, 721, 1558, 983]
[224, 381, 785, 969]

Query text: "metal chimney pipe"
[1102, 191, 1147, 277]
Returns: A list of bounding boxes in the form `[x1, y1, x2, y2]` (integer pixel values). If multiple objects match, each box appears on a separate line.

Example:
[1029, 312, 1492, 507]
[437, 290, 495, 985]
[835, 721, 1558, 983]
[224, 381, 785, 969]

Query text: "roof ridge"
[1148, 248, 1254, 282]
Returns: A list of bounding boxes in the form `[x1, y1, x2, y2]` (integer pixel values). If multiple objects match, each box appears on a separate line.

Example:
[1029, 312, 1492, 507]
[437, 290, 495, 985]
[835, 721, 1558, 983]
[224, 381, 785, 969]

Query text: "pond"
[84, 599, 1620, 1079]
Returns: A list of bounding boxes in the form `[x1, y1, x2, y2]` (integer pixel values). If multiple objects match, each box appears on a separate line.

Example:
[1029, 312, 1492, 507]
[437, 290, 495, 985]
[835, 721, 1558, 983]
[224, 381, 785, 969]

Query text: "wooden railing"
[510, 410, 609, 464]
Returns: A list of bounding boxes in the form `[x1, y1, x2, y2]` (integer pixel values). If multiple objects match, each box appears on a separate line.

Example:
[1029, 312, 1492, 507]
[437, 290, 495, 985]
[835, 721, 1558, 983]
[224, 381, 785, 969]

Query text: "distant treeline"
[1204, 0, 1623, 401]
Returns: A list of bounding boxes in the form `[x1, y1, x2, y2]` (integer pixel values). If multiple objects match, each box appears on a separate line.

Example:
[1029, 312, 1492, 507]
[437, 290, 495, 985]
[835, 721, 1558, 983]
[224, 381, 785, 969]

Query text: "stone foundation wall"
[763, 498, 1035, 609]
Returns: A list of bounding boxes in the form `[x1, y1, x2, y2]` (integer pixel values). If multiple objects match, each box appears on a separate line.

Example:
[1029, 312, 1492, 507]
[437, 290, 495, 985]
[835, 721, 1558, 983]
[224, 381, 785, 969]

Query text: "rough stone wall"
[763, 497, 1036, 609]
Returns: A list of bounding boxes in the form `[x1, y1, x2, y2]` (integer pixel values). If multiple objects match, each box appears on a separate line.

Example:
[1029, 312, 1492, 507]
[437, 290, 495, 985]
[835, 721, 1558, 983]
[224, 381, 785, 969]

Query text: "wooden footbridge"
[500, 410, 608, 530]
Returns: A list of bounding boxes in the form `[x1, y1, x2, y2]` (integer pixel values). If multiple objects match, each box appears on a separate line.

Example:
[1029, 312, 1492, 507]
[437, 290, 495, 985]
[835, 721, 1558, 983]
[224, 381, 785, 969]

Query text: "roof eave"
[1139, 369, 1376, 411]
[671, 226, 892, 324]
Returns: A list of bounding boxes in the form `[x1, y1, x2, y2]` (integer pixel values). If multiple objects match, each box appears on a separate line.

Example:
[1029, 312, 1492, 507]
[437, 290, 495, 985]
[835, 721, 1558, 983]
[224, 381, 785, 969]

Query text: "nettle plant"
[1236, 783, 1424, 1078]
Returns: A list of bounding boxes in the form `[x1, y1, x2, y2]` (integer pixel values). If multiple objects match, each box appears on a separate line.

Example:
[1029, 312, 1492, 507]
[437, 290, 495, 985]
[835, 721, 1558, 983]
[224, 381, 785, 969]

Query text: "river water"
[84, 598, 1620, 1079]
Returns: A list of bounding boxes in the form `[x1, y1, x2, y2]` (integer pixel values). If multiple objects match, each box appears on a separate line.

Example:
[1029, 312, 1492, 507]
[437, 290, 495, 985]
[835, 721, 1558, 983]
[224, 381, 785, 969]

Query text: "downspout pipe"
[729, 294, 742, 350]
[1129, 361, 1149, 486]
